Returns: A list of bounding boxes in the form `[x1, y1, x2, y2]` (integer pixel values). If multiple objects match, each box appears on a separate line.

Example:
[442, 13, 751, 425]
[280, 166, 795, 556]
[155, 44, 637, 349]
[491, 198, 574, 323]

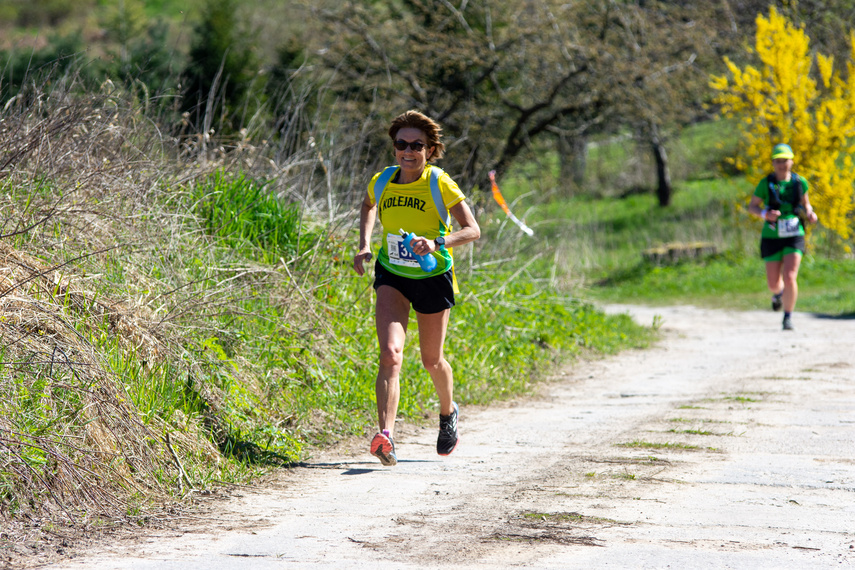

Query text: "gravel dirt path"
[50, 304, 855, 569]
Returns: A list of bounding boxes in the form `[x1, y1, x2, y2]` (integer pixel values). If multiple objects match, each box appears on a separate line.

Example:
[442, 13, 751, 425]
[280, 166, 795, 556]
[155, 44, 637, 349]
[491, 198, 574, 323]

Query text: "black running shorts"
[760, 235, 806, 260]
[373, 262, 455, 314]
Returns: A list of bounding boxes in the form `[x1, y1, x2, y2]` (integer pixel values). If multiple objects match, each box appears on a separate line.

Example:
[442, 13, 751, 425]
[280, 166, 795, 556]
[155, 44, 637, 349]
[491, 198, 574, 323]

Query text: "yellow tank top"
[368, 165, 465, 280]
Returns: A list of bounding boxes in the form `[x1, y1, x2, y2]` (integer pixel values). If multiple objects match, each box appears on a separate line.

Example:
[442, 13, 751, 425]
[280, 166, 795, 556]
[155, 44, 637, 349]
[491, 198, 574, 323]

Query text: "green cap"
[772, 143, 794, 159]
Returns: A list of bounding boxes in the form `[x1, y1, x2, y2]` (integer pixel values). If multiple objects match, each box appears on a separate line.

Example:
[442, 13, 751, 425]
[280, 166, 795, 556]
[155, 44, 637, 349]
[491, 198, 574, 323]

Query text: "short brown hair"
[388, 110, 445, 163]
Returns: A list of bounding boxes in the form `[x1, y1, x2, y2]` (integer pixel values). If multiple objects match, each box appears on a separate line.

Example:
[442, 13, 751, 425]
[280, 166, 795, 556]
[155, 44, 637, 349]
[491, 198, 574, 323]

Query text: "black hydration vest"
[765, 172, 804, 210]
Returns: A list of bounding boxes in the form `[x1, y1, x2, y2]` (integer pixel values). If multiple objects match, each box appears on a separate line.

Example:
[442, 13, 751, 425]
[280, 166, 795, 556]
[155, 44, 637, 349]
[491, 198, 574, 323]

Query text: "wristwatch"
[434, 236, 446, 249]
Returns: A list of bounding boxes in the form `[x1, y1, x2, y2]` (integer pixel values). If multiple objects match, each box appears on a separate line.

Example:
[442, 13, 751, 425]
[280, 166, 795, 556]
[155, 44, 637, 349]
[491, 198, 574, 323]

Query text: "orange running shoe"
[370, 430, 397, 466]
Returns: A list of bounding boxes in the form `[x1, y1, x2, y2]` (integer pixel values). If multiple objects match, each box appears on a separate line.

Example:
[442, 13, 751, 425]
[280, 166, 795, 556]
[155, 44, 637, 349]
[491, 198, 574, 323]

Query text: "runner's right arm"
[749, 195, 779, 222]
[354, 193, 377, 276]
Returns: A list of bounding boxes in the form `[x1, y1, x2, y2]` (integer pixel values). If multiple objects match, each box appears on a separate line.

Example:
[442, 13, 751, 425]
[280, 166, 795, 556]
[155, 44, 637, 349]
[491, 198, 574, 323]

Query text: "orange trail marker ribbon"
[488, 170, 534, 236]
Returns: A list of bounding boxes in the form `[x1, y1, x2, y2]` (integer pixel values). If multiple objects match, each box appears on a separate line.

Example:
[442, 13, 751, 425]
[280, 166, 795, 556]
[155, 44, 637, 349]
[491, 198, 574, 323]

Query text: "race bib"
[386, 233, 420, 268]
[777, 217, 801, 237]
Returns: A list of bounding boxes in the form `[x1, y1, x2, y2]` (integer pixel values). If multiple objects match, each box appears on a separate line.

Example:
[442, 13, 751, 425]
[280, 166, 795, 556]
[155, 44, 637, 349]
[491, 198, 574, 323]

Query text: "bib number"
[386, 233, 419, 268]
[777, 217, 801, 237]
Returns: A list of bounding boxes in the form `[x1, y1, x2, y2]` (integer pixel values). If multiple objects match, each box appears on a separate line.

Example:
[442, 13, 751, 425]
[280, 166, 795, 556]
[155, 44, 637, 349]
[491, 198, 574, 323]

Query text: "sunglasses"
[393, 140, 428, 152]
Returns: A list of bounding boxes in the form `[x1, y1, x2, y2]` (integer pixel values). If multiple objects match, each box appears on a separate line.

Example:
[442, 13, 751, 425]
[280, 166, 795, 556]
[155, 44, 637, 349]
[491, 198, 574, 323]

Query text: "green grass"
[522, 511, 620, 525]
[190, 169, 314, 263]
[667, 429, 732, 436]
[581, 249, 855, 315]
[616, 440, 702, 451]
[492, 119, 855, 318]
[719, 394, 761, 403]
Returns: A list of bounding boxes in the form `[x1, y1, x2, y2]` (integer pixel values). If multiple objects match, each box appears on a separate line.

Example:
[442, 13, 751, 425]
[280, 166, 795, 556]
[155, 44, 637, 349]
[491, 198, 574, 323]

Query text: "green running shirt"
[753, 175, 809, 239]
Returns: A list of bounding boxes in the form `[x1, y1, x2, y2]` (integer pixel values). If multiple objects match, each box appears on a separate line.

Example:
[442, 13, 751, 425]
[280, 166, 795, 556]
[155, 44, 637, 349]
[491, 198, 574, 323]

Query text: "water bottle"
[400, 229, 437, 272]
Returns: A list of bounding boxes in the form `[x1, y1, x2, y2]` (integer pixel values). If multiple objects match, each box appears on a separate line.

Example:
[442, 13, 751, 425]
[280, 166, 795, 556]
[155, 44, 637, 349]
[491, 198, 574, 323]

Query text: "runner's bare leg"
[416, 308, 454, 416]
[781, 252, 802, 313]
[375, 286, 410, 436]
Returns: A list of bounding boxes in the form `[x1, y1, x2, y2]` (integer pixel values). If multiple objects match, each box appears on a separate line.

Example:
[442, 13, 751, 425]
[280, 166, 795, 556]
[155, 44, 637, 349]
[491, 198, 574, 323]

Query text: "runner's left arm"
[800, 193, 818, 224]
[414, 201, 481, 255]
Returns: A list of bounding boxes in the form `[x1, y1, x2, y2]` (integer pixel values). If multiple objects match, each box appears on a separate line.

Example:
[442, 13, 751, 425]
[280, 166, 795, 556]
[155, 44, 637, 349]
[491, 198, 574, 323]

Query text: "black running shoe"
[782, 314, 794, 331]
[771, 292, 783, 312]
[437, 402, 459, 456]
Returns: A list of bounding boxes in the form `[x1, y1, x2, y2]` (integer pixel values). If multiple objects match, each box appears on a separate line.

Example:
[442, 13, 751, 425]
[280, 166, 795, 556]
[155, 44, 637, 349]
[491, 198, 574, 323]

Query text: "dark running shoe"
[771, 292, 783, 312]
[370, 430, 397, 466]
[437, 402, 459, 456]
[782, 314, 794, 331]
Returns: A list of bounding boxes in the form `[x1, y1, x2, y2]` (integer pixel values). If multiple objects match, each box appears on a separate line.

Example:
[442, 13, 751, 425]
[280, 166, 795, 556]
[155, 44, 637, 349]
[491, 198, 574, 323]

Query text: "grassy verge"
[495, 121, 855, 317]
[585, 251, 855, 315]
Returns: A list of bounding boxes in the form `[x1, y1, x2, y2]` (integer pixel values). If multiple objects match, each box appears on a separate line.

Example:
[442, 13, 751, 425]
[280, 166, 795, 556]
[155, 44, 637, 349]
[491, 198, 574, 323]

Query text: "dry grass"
[0, 76, 264, 564]
[0, 62, 369, 566]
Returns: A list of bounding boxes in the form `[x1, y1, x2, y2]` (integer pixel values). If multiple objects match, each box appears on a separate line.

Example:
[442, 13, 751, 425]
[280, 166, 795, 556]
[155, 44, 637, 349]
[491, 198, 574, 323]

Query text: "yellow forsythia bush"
[710, 7, 855, 240]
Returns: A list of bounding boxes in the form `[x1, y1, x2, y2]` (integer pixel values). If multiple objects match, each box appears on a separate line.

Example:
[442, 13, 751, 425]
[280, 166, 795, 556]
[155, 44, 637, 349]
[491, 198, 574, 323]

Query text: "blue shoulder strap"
[372, 166, 400, 207]
[429, 166, 452, 227]
[373, 165, 450, 227]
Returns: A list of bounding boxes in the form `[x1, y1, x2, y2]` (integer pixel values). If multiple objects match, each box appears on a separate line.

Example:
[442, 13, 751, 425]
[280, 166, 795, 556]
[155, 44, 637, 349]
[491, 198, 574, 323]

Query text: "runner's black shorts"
[760, 235, 806, 260]
[373, 262, 455, 314]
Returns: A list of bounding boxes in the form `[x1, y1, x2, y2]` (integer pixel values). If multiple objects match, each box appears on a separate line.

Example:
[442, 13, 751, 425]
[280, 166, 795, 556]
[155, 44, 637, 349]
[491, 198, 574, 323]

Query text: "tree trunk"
[650, 124, 672, 207]
[558, 132, 587, 197]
